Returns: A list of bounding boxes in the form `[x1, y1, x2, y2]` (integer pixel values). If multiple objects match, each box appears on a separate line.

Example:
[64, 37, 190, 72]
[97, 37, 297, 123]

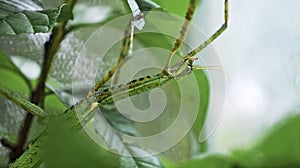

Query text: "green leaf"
[45, 81, 73, 107]
[0, 129, 17, 144]
[44, 94, 67, 116]
[43, 118, 120, 168]
[135, 8, 210, 155]
[101, 106, 163, 167]
[232, 114, 300, 167]
[56, 4, 73, 22]
[173, 154, 235, 168]
[135, 0, 162, 11]
[135, 32, 173, 52]
[134, 10, 192, 58]
[163, 114, 300, 168]
[152, 0, 200, 17]
[101, 105, 140, 136]
[9, 132, 46, 168]
[0, 67, 30, 95]
[121, 144, 163, 168]
[191, 70, 210, 152]
[0, 51, 32, 90]
[0, 1, 72, 35]
[93, 108, 164, 168]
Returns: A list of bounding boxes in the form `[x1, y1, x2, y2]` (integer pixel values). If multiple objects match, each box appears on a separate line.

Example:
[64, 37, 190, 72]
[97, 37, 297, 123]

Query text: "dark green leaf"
[0, 1, 72, 35]
[56, 4, 73, 22]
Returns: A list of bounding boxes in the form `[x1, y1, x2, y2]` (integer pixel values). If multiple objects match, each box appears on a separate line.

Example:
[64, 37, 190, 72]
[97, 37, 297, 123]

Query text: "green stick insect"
[75, 0, 228, 122]
[3, 0, 229, 166]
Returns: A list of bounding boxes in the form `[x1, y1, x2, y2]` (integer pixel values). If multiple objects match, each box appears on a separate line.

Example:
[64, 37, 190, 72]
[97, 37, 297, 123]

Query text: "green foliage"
[9, 133, 46, 168]
[0, 0, 72, 35]
[101, 106, 140, 136]
[44, 118, 120, 168]
[0, 51, 31, 93]
[94, 107, 164, 168]
[171, 114, 300, 168]
[173, 155, 235, 168]
[0, 83, 48, 118]
[152, 0, 191, 16]
[135, 0, 162, 11]
[1, 0, 299, 168]
[189, 70, 210, 152]
[232, 114, 300, 168]
[56, 4, 73, 22]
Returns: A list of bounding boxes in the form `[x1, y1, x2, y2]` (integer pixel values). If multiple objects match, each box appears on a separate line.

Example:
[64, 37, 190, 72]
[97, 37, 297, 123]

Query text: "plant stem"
[8, 16, 69, 165]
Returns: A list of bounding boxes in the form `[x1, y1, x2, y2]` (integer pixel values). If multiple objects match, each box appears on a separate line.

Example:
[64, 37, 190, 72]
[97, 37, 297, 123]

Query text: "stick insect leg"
[93, 21, 135, 92]
[185, 0, 228, 59]
[163, 0, 197, 73]
[112, 56, 131, 85]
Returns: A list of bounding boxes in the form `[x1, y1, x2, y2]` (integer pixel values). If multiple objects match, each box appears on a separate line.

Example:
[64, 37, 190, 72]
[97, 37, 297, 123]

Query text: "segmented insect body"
[96, 73, 172, 105]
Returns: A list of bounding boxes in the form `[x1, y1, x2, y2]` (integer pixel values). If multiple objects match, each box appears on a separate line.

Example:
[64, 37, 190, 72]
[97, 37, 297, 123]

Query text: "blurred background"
[196, 0, 300, 154]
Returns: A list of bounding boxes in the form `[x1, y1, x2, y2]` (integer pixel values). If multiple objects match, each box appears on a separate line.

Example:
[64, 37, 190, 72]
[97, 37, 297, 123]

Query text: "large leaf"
[167, 114, 300, 168]
[232, 113, 300, 167]
[93, 107, 164, 168]
[133, 2, 210, 157]
[0, 0, 73, 35]
[9, 132, 46, 168]
[152, 0, 201, 16]
[101, 105, 140, 136]
[43, 118, 120, 168]
[152, 0, 189, 16]
[0, 51, 32, 90]
[120, 144, 163, 168]
[173, 155, 234, 168]
[190, 70, 209, 152]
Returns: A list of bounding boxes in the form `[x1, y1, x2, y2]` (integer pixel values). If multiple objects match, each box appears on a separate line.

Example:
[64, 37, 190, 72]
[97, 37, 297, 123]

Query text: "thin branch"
[7, 0, 77, 163]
